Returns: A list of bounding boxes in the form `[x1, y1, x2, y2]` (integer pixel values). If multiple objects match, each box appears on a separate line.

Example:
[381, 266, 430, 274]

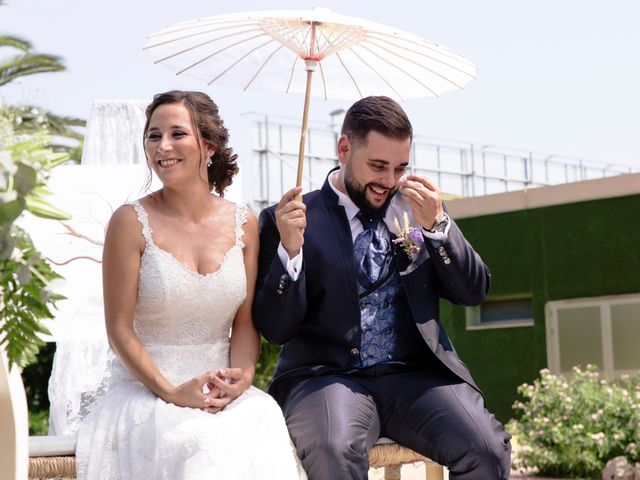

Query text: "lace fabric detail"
[235, 204, 248, 249]
[128, 200, 153, 243]
[103, 343, 230, 388]
[127, 200, 247, 345]
[128, 200, 247, 249]
[80, 100, 148, 166]
[48, 338, 110, 436]
[75, 199, 306, 479]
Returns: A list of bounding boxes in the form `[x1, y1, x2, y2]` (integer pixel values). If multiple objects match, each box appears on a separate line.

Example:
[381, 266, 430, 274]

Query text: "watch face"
[434, 222, 446, 233]
[434, 213, 449, 233]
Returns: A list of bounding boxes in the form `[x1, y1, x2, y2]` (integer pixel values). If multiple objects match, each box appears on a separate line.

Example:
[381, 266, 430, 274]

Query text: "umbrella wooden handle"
[295, 68, 314, 203]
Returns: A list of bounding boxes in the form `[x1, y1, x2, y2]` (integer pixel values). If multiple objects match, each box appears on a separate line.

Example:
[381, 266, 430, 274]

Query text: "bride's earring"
[206, 157, 212, 168]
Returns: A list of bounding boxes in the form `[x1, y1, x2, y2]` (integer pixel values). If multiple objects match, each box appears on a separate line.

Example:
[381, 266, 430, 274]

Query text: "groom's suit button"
[278, 274, 288, 291]
[350, 347, 360, 357]
[437, 246, 451, 264]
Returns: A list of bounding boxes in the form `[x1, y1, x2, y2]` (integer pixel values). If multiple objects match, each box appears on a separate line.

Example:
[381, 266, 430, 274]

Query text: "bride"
[75, 90, 306, 479]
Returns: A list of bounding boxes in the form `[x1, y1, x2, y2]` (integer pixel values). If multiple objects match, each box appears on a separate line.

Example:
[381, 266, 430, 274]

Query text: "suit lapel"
[319, 173, 361, 319]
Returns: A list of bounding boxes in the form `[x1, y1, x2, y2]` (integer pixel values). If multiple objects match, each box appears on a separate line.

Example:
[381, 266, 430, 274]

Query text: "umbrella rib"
[285, 55, 300, 94]
[335, 51, 363, 98]
[145, 22, 261, 48]
[298, 19, 312, 56]
[368, 30, 471, 64]
[317, 25, 363, 58]
[273, 18, 305, 51]
[147, 18, 260, 38]
[152, 31, 267, 64]
[314, 26, 363, 99]
[265, 18, 308, 55]
[283, 17, 317, 59]
[357, 44, 439, 96]
[243, 43, 286, 90]
[362, 40, 467, 89]
[347, 46, 405, 101]
[316, 23, 341, 54]
[208, 38, 277, 84]
[172, 33, 268, 75]
[318, 59, 328, 100]
[367, 34, 476, 78]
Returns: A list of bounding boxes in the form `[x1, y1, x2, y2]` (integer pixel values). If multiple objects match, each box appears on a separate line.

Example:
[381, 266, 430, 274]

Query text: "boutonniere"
[392, 211, 424, 259]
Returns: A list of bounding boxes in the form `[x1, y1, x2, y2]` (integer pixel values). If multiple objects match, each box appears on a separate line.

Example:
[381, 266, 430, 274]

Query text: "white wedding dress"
[75, 201, 306, 479]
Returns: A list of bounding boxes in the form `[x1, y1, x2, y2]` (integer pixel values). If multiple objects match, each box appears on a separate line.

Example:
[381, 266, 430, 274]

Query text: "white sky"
[2, 0, 640, 170]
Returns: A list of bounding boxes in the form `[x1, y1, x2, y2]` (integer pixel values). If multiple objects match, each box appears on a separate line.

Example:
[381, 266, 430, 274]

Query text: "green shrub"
[22, 342, 55, 435]
[28, 409, 49, 436]
[508, 365, 640, 478]
[254, 337, 281, 391]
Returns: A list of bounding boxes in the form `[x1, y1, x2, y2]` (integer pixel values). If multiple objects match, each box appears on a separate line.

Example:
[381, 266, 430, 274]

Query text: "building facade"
[444, 173, 640, 422]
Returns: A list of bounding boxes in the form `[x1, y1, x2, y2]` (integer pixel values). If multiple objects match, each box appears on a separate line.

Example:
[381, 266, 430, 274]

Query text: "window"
[545, 293, 640, 378]
[466, 297, 534, 330]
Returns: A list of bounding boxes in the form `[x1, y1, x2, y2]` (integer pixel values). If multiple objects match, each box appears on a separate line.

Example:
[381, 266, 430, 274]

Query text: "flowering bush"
[507, 365, 640, 478]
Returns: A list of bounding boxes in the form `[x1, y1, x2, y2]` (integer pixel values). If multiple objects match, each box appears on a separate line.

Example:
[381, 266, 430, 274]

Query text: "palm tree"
[0, 30, 85, 161]
[0, 35, 65, 86]
[3, 105, 86, 159]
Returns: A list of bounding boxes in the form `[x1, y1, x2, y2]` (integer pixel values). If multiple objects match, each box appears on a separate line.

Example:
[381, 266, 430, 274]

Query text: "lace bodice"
[93, 201, 251, 387]
[130, 200, 247, 346]
[76, 200, 306, 480]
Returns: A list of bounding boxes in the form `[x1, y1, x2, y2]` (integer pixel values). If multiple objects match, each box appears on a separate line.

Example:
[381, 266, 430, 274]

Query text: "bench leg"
[426, 462, 444, 480]
[383, 465, 401, 480]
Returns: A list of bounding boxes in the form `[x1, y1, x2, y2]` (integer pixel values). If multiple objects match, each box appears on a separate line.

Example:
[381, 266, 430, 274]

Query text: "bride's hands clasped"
[166, 373, 231, 413]
[205, 368, 252, 407]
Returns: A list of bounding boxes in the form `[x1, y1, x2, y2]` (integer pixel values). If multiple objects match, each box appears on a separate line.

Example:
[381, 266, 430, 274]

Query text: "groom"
[253, 96, 511, 479]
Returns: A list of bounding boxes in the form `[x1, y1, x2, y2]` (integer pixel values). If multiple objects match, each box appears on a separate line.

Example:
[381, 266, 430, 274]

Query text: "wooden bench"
[28, 436, 75, 479]
[15, 341, 444, 480]
[370, 437, 445, 480]
[27, 436, 445, 479]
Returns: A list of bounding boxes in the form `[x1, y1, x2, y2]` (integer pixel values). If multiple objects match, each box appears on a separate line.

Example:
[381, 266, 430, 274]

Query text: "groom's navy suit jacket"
[253, 174, 491, 404]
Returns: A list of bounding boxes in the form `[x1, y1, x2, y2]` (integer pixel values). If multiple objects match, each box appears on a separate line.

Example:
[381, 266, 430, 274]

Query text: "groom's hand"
[398, 174, 444, 230]
[275, 186, 306, 258]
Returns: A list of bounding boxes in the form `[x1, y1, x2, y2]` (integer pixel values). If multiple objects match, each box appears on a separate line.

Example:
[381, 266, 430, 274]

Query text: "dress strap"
[234, 204, 248, 249]
[128, 200, 153, 244]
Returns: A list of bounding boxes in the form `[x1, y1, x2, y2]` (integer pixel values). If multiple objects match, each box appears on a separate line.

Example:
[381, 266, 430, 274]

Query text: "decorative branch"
[59, 221, 104, 246]
[46, 255, 101, 266]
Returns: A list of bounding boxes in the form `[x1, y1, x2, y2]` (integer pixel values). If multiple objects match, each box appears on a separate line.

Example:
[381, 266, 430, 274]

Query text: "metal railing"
[247, 113, 636, 210]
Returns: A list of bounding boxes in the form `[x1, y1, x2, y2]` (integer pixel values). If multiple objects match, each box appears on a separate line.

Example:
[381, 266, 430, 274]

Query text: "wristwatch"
[427, 212, 449, 234]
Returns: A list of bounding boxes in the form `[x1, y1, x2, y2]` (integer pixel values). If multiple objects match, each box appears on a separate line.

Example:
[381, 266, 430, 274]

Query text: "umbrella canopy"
[145, 8, 476, 102]
[144, 8, 477, 192]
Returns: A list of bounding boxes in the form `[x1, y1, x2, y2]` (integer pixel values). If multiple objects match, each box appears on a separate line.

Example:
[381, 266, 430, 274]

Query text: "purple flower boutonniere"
[392, 211, 424, 259]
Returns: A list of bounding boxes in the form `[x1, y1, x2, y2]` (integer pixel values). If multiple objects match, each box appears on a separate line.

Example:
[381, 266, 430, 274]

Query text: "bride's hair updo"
[143, 90, 239, 196]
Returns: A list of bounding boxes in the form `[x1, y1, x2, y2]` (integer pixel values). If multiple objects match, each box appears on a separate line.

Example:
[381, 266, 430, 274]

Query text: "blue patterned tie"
[354, 212, 391, 289]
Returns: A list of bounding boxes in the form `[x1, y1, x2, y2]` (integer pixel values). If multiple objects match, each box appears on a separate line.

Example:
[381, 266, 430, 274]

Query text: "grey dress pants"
[281, 365, 511, 480]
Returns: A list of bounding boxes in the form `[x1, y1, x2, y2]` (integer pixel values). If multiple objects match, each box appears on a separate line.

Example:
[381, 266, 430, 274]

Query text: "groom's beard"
[344, 172, 397, 220]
